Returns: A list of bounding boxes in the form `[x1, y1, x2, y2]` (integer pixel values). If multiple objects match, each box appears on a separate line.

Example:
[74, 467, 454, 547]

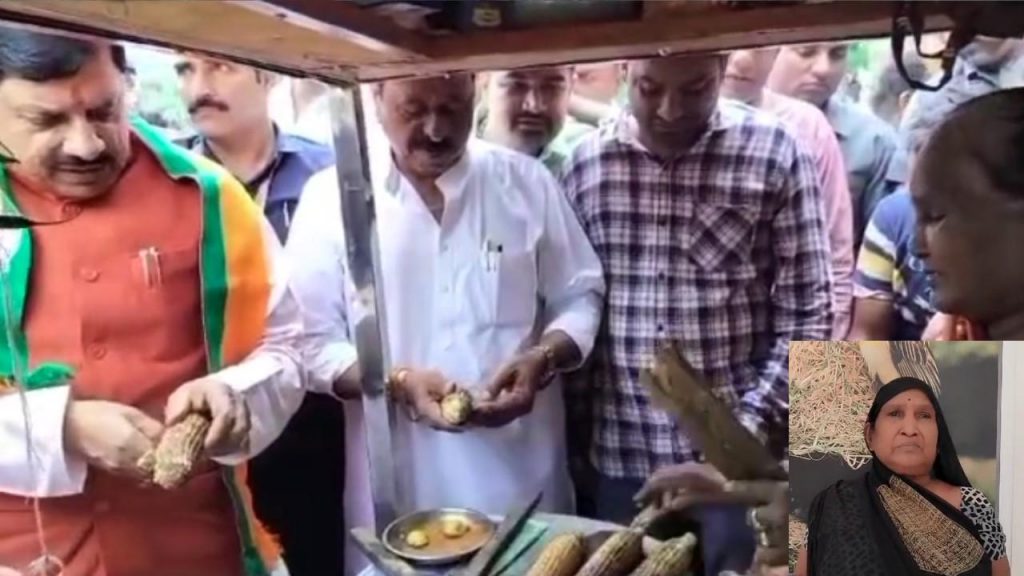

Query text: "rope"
[0, 242, 64, 576]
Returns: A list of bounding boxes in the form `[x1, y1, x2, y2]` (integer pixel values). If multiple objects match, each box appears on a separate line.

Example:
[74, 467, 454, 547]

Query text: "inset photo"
[788, 341, 1010, 576]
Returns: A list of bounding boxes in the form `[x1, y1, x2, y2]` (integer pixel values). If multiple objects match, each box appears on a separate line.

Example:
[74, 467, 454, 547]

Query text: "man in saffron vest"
[0, 28, 305, 576]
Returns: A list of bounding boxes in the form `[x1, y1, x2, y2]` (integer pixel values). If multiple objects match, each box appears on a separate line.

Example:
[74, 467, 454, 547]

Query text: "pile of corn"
[526, 530, 698, 576]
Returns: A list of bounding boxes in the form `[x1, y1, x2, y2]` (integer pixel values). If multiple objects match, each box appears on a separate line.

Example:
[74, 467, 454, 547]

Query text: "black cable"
[890, 1, 966, 93]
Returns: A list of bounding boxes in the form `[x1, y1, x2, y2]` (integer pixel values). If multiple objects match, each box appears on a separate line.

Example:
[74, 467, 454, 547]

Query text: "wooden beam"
[0, 0, 954, 84]
[231, 0, 429, 57]
[0, 0, 420, 83]
[427, 1, 914, 58]
[358, 1, 952, 81]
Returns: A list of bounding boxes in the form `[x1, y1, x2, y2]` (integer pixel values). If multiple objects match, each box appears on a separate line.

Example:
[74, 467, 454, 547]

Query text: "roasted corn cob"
[526, 532, 586, 576]
[440, 389, 474, 425]
[442, 517, 470, 538]
[629, 533, 697, 576]
[405, 529, 429, 548]
[576, 530, 644, 576]
[147, 413, 211, 489]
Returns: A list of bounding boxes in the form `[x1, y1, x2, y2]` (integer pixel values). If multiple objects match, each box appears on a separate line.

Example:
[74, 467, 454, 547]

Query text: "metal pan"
[382, 508, 497, 566]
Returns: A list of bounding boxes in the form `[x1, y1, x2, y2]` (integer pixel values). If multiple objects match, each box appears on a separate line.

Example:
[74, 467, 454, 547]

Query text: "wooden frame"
[0, 0, 953, 84]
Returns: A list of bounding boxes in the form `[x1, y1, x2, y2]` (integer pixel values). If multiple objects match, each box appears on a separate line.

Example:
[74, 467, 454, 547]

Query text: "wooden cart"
[0, 2, 997, 574]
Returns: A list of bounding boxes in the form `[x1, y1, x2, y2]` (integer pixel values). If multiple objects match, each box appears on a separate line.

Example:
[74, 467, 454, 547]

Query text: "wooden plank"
[233, 0, 429, 56]
[642, 0, 815, 19]
[0, 0, 952, 83]
[357, 1, 952, 80]
[0, 0, 423, 83]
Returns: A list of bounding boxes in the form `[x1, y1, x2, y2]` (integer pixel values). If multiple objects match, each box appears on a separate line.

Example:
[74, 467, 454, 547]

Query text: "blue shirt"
[824, 96, 897, 249]
[853, 187, 935, 339]
[886, 59, 1002, 190]
[180, 128, 334, 242]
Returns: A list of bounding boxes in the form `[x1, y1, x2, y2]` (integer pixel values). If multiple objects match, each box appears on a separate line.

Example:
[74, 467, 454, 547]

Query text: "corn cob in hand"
[139, 412, 211, 489]
[440, 389, 474, 425]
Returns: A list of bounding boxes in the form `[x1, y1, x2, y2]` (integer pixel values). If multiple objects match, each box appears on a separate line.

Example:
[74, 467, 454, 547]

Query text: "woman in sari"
[797, 377, 1009, 576]
[912, 88, 1024, 341]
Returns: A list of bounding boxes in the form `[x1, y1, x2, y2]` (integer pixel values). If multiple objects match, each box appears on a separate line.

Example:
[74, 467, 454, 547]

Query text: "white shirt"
[288, 138, 605, 535]
[269, 79, 332, 146]
[0, 218, 306, 497]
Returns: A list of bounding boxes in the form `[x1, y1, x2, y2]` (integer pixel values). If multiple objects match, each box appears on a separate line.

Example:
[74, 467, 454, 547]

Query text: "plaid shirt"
[561, 101, 832, 480]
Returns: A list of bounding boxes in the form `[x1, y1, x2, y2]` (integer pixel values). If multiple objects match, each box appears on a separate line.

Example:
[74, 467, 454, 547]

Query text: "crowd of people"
[1, 21, 1024, 576]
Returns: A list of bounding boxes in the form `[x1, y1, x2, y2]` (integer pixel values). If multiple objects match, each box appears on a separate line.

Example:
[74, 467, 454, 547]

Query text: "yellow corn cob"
[526, 532, 586, 576]
[576, 530, 644, 576]
[440, 389, 474, 425]
[150, 413, 211, 489]
[629, 533, 698, 576]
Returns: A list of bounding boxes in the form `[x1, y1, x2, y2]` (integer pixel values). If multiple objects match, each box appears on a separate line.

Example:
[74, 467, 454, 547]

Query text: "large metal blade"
[329, 87, 398, 531]
[460, 491, 543, 576]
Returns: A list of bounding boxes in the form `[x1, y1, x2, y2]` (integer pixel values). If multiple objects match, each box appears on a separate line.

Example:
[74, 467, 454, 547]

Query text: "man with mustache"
[479, 67, 593, 174]
[767, 43, 897, 250]
[287, 72, 605, 557]
[175, 54, 334, 241]
[723, 47, 854, 337]
[0, 27, 304, 576]
[561, 53, 831, 575]
[174, 54, 343, 576]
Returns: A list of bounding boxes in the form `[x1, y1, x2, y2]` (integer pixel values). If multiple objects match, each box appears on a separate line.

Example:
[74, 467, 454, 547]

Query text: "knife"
[460, 491, 543, 576]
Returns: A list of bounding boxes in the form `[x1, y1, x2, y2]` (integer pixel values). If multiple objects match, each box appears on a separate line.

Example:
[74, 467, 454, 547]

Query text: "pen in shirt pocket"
[483, 240, 503, 272]
[139, 246, 163, 287]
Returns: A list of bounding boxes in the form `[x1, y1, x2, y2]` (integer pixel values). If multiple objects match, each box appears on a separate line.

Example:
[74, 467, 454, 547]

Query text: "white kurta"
[288, 138, 604, 569]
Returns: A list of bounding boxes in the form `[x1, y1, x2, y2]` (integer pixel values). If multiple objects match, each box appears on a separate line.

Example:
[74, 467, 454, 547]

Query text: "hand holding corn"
[471, 348, 549, 427]
[634, 462, 729, 510]
[138, 412, 212, 489]
[64, 399, 163, 480]
[164, 377, 249, 457]
[634, 462, 788, 571]
[388, 368, 465, 431]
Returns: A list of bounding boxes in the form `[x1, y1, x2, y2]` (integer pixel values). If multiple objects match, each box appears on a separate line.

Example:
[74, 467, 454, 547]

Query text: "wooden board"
[0, 0, 953, 83]
[363, 1, 951, 80]
[0, 0, 426, 82]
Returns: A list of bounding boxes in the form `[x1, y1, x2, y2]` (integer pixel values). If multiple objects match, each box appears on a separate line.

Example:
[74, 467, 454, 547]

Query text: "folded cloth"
[492, 520, 550, 576]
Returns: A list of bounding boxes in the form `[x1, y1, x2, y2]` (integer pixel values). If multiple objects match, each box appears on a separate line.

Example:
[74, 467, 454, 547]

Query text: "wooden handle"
[640, 343, 784, 481]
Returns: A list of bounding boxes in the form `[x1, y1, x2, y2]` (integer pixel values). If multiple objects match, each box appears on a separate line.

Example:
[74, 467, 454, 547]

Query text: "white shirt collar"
[379, 141, 475, 205]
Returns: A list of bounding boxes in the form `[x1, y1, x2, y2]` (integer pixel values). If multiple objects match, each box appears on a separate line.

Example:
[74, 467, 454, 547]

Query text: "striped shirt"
[854, 187, 936, 340]
[562, 101, 832, 480]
